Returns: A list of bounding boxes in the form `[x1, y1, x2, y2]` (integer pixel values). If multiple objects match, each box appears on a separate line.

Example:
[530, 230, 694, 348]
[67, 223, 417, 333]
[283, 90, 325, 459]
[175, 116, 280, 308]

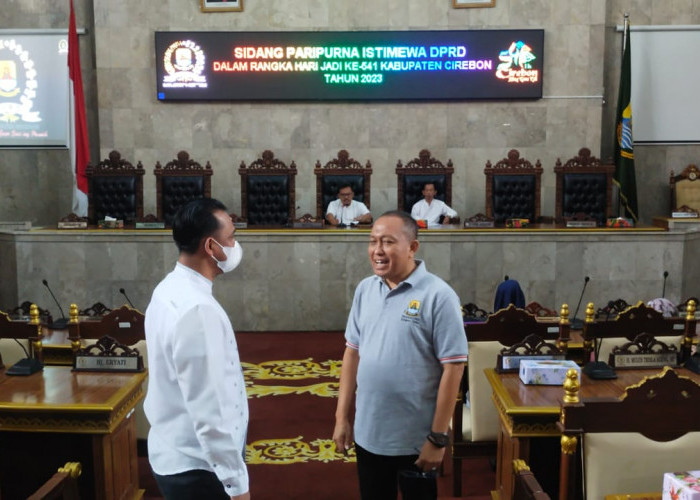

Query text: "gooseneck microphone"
[119, 288, 136, 309]
[6, 336, 43, 376]
[42, 279, 69, 330]
[662, 271, 669, 298]
[571, 276, 590, 330]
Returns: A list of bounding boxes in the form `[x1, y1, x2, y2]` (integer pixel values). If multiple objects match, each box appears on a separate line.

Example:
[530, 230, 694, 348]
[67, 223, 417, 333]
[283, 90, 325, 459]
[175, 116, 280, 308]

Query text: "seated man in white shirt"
[325, 183, 372, 226]
[410, 182, 457, 225]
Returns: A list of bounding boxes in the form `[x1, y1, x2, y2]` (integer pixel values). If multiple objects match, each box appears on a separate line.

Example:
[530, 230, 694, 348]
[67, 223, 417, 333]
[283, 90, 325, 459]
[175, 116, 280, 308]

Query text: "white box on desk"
[519, 359, 581, 385]
[663, 471, 700, 499]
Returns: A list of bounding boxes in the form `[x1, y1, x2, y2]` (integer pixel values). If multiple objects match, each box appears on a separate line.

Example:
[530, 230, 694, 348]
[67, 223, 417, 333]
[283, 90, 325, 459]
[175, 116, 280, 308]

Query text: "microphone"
[42, 279, 69, 330]
[571, 276, 590, 330]
[662, 270, 669, 298]
[119, 288, 136, 308]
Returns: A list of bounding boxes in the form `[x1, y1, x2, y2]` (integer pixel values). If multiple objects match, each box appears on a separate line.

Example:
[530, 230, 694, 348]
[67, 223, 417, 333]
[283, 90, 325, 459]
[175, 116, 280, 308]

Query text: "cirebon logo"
[495, 40, 539, 84]
[162, 40, 207, 89]
[0, 39, 42, 124]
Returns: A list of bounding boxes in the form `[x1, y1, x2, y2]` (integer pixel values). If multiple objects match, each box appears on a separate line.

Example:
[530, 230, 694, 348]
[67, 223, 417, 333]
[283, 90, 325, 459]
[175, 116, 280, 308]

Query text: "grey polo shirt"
[345, 260, 468, 456]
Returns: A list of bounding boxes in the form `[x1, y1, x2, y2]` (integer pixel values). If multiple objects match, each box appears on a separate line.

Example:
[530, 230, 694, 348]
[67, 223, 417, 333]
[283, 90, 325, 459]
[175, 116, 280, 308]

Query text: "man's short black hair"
[378, 210, 419, 241]
[172, 198, 228, 254]
[422, 182, 437, 193]
[337, 183, 354, 194]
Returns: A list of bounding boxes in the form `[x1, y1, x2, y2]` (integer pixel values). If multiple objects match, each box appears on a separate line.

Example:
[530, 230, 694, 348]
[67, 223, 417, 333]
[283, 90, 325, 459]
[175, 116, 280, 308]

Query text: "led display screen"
[0, 33, 70, 148]
[155, 30, 544, 101]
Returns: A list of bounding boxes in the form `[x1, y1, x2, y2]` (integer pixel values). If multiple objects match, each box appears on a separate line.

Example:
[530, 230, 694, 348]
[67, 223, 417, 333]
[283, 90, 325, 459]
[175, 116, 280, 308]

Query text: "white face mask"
[211, 239, 243, 273]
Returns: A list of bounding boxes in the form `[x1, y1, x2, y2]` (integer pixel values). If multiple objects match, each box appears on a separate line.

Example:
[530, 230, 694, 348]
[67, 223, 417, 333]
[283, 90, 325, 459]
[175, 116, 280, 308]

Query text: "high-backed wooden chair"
[154, 150, 213, 226]
[27, 461, 81, 500]
[558, 367, 700, 500]
[85, 150, 145, 225]
[314, 150, 372, 220]
[452, 304, 570, 496]
[10, 301, 53, 325]
[396, 149, 455, 216]
[670, 163, 700, 213]
[554, 148, 614, 226]
[0, 304, 44, 368]
[239, 150, 297, 226]
[462, 302, 490, 322]
[594, 298, 630, 320]
[582, 300, 696, 367]
[484, 149, 542, 224]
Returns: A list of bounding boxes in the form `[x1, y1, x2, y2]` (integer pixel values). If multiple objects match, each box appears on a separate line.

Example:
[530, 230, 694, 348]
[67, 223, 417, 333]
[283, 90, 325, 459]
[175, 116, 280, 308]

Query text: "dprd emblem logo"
[405, 300, 421, 317]
[0, 39, 42, 123]
[162, 40, 208, 89]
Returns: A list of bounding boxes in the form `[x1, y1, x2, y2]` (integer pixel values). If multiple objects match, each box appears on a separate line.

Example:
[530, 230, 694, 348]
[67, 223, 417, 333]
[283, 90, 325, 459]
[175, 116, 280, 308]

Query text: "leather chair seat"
[492, 175, 536, 221]
[247, 175, 291, 225]
[562, 173, 608, 224]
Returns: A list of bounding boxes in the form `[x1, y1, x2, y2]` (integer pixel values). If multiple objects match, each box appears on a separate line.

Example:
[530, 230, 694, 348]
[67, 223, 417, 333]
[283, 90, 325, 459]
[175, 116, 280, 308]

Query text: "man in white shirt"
[410, 182, 457, 225]
[144, 198, 250, 500]
[326, 183, 372, 226]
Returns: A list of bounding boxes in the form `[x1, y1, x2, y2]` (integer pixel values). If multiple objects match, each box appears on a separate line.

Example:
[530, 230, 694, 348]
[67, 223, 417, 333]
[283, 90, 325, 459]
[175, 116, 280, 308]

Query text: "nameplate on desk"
[74, 355, 141, 371]
[0, 220, 31, 231]
[233, 222, 248, 229]
[292, 221, 324, 229]
[500, 354, 565, 371]
[464, 221, 494, 228]
[612, 352, 678, 368]
[73, 335, 144, 372]
[672, 211, 699, 218]
[135, 221, 165, 229]
[58, 221, 88, 229]
[566, 220, 597, 228]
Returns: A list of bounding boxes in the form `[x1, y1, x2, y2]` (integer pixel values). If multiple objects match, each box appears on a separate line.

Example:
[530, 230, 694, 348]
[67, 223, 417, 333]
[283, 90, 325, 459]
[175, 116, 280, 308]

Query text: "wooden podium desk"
[0, 366, 146, 500]
[486, 367, 700, 500]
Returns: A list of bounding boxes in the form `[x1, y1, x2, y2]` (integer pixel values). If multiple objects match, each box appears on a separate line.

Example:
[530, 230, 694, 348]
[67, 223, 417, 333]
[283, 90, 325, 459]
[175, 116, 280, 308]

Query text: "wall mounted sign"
[155, 30, 544, 101]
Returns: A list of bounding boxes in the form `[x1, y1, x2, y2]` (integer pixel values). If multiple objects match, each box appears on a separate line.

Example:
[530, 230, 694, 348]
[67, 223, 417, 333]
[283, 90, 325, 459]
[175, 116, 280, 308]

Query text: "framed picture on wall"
[200, 0, 243, 12]
[452, 0, 495, 8]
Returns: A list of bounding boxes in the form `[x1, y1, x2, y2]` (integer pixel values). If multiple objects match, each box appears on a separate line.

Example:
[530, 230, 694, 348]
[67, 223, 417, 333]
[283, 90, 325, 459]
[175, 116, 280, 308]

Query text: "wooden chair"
[314, 149, 372, 220]
[239, 150, 297, 226]
[558, 367, 700, 500]
[10, 300, 53, 325]
[154, 150, 213, 226]
[462, 302, 490, 322]
[452, 304, 570, 496]
[513, 459, 551, 500]
[27, 462, 81, 500]
[0, 304, 44, 369]
[594, 298, 630, 320]
[396, 149, 456, 221]
[484, 149, 543, 224]
[554, 147, 614, 226]
[582, 300, 696, 367]
[78, 302, 112, 318]
[85, 150, 145, 225]
[670, 163, 700, 213]
[525, 301, 558, 319]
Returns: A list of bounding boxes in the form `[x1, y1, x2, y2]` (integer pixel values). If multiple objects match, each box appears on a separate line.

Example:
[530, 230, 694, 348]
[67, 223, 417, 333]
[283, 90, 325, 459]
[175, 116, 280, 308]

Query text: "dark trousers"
[355, 444, 437, 500]
[153, 469, 229, 500]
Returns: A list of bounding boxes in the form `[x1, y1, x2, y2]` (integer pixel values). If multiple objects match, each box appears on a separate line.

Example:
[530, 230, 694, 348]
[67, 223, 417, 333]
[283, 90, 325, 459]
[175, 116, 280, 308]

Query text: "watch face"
[690, 171, 697, 180]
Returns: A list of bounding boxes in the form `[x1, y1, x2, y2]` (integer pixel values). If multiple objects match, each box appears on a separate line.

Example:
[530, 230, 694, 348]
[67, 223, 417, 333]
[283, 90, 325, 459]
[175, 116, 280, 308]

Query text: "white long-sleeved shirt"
[411, 198, 457, 224]
[326, 199, 370, 224]
[144, 262, 248, 496]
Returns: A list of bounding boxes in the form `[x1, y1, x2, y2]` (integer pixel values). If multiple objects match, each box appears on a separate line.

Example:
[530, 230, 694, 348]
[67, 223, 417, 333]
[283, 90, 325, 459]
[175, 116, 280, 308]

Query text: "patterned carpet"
[139, 331, 494, 499]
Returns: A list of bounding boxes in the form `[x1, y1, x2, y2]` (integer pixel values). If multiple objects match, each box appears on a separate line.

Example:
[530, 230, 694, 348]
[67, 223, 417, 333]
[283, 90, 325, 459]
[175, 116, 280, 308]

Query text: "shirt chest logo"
[405, 299, 421, 317]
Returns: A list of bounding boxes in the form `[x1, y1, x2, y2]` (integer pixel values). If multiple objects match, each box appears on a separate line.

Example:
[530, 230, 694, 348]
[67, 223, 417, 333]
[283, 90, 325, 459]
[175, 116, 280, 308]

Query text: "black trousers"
[355, 444, 437, 500]
[153, 469, 229, 500]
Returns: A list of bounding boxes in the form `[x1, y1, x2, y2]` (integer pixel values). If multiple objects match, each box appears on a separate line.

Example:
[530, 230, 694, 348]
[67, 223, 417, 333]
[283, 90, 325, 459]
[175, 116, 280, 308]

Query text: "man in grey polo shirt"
[333, 210, 468, 499]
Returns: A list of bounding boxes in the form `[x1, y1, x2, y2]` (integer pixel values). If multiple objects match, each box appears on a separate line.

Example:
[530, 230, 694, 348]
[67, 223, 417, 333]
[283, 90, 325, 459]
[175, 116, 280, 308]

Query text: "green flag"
[613, 17, 638, 222]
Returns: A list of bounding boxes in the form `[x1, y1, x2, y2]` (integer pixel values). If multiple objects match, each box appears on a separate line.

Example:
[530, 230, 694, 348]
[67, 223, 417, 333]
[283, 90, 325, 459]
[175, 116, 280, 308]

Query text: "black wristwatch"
[426, 431, 449, 448]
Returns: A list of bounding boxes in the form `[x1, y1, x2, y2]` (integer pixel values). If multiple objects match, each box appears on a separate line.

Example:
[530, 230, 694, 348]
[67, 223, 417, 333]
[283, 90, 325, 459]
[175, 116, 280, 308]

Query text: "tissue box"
[519, 359, 581, 385]
[663, 471, 700, 500]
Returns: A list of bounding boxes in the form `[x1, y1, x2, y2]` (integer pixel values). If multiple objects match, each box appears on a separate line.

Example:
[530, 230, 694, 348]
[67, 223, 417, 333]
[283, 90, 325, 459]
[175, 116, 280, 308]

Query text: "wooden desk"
[0, 366, 146, 499]
[486, 367, 700, 500]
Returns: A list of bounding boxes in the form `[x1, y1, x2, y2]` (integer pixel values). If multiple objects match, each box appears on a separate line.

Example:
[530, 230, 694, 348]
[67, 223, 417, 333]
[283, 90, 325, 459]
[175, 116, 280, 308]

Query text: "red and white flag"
[68, 0, 89, 216]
